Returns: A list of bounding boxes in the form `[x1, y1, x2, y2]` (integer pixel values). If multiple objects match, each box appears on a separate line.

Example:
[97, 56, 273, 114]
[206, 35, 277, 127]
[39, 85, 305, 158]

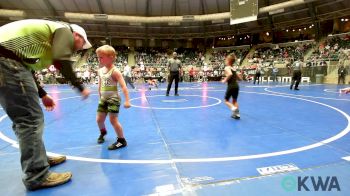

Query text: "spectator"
[123, 61, 136, 89]
[272, 66, 279, 82]
[189, 67, 195, 82]
[83, 69, 91, 84]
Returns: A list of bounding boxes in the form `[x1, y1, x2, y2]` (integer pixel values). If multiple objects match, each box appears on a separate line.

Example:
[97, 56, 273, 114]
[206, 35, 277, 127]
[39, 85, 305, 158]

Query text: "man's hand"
[41, 95, 56, 111]
[81, 88, 90, 99]
[124, 101, 131, 108]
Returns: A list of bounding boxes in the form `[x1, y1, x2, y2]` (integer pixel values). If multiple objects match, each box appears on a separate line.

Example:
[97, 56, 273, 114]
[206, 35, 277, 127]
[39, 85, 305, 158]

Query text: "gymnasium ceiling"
[0, 0, 349, 39]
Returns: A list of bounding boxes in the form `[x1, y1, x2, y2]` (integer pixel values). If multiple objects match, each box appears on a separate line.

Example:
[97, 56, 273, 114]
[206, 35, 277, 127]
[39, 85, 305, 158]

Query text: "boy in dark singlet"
[222, 53, 242, 119]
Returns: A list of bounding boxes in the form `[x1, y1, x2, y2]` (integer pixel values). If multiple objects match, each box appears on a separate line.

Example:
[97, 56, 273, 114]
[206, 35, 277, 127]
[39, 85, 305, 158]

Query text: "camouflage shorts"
[97, 97, 121, 113]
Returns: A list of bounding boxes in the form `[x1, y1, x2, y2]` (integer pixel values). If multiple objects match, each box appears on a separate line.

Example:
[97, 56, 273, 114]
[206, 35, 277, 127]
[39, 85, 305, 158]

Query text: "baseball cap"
[70, 24, 92, 49]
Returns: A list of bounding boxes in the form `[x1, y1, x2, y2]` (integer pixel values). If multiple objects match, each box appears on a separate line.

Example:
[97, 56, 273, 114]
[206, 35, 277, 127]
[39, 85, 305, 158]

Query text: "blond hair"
[96, 45, 117, 58]
[226, 53, 236, 66]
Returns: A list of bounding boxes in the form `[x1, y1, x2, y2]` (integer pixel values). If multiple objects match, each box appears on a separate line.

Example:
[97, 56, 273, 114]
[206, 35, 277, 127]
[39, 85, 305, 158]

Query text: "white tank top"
[99, 66, 119, 100]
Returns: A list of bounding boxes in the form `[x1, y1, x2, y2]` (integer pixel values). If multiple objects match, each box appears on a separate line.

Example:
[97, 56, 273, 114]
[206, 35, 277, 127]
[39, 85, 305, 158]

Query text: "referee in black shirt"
[166, 52, 182, 96]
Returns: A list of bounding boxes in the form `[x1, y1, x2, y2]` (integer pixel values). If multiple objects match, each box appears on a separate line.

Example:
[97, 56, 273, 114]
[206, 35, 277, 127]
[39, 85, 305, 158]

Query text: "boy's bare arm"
[113, 70, 131, 108]
[236, 72, 243, 81]
[98, 75, 101, 98]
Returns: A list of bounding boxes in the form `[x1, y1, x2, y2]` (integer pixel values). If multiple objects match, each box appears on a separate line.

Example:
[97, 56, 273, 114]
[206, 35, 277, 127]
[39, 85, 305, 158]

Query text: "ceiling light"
[0, 9, 26, 17]
[94, 14, 108, 20]
[168, 22, 180, 26]
[129, 22, 142, 26]
[9, 16, 24, 21]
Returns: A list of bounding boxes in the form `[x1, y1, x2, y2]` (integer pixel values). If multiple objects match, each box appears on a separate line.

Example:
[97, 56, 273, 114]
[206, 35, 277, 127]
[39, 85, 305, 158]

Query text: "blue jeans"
[0, 57, 49, 189]
[272, 73, 278, 82]
[124, 76, 135, 89]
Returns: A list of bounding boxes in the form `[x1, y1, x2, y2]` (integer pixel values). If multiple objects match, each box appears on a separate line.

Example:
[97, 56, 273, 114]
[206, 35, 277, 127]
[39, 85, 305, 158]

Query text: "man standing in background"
[189, 67, 195, 82]
[123, 61, 136, 89]
[338, 64, 347, 84]
[290, 59, 303, 90]
[140, 62, 145, 77]
[253, 63, 261, 85]
[166, 52, 182, 96]
[83, 69, 91, 84]
[272, 66, 279, 82]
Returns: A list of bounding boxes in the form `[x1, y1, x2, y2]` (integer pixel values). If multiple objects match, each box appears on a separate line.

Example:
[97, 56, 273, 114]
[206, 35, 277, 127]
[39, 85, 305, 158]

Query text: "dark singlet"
[227, 67, 238, 88]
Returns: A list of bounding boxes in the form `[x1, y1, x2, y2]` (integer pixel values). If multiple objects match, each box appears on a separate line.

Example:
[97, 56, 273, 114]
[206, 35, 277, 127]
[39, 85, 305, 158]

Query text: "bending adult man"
[0, 19, 91, 190]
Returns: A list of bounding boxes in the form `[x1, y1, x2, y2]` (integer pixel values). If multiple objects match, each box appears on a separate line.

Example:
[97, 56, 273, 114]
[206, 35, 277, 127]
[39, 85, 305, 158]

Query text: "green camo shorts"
[97, 97, 121, 113]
